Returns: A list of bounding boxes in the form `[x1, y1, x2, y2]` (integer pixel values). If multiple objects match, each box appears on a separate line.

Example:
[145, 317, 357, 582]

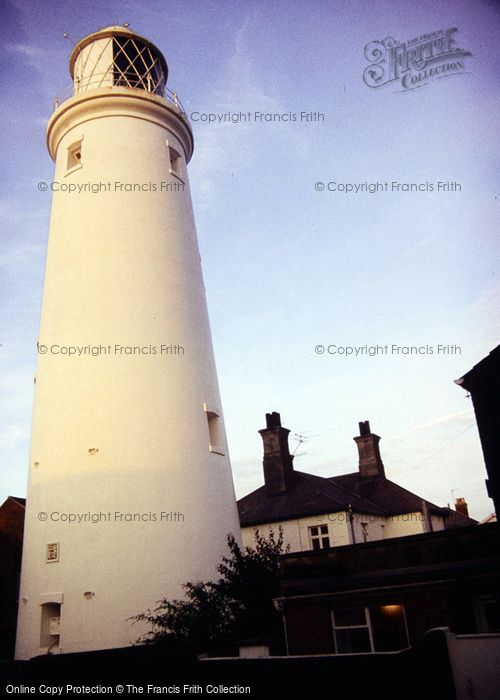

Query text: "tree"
[131, 528, 289, 654]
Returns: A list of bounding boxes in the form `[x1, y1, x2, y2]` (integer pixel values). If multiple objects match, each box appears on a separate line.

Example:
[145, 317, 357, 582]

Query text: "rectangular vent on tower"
[67, 140, 83, 172]
[46, 542, 60, 563]
[168, 145, 184, 183]
[204, 403, 224, 455]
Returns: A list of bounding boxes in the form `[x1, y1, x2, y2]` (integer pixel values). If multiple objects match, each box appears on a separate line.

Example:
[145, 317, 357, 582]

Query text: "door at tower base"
[15, 26, 241, 660]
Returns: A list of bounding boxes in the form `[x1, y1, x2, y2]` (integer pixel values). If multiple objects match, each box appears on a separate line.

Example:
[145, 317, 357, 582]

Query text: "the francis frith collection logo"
[363, 28, 471, 91]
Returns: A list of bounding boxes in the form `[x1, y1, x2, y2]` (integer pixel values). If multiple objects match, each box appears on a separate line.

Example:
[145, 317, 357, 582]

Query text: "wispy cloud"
[190, 18, 282, 204]
[5, 42, 47, 58]
[0, 424, 29, 449]
[463, 279, 500, 356]
[385, 410, 473, 445]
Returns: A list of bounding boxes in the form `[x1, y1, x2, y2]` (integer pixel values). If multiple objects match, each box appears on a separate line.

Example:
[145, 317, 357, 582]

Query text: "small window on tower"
[204, 404, 224, 455]
[168, 145, 184, 183]
[67, 140, 83, 172]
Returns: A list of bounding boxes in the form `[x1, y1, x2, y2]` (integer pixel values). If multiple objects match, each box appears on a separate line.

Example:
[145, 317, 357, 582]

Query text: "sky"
[1, 0, 499, 520]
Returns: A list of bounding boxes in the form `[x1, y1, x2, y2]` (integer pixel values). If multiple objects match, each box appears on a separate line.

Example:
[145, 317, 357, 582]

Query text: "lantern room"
[69, 25, 168, 96]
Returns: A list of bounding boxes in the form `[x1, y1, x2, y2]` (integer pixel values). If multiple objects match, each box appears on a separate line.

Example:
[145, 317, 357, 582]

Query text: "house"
[275, 521, 500, 656]
[238, 413, 476, 552]
[480, 513, 497, 524]
[455, 344, 500, 516]
[0, 496, 26, 659]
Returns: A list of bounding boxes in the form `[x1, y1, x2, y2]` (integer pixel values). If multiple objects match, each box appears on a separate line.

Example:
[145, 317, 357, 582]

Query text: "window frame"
[167, 142, 185, 183]
[309, 524, 330, 551]
[331, 606, 374, 654]
[66, 138, 83, 175]
[204, 403, 225, 456]
[331, 604, 409, 654]
[473, 595, 500, 633]
[40, 602, 61, 650]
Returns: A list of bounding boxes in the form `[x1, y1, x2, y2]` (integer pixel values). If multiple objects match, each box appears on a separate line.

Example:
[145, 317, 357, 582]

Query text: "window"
[67, 140, 82, 171]
[473, 596, 500, 633]
[113, 36, 165, 94]
[40, 602, 61, 650]
[168, 145, 184, 182]
[332, 604, 409, 654]
[46, 542, 59, 563]
[204, 404, 224, 455]
[309, 524, 330, 550]
[332, 607, 372, 654]
[361, 522, 369, 542]
[370, 604, 409, 651]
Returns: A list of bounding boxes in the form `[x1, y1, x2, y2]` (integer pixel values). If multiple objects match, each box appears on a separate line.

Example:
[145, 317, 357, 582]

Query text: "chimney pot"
[266, 412, 282, 429]
[359, 420, 371, 436]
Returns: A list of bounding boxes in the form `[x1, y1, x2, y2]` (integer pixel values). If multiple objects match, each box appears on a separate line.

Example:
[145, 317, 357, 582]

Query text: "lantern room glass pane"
[113, 36, 165, 95]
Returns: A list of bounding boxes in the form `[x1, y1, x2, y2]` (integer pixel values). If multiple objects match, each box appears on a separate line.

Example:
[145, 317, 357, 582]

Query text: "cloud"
[190, 20, 280, 200]
[385, 410, 473, 445]
[463, 278, 500, 355]
[0, 424, 29, 449]
[5, 42, 47, 57]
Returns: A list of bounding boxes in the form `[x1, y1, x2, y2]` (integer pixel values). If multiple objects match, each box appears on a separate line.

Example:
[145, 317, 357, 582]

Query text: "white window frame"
[167, 142, 185, 183]
[331, 604, 409, 654]
[66, 138, 83, 175]
[204, 403, 225, 455]
[309, 524, 330, 551]
[331, 606, 374, 654]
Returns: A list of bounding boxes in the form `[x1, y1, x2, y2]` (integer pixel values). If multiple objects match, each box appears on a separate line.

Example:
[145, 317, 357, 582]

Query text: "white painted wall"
[74, 37, 114, 92]
[16, 28, 241, 660]
[242, 513, 350, 553]
[242, 510, 446, 552]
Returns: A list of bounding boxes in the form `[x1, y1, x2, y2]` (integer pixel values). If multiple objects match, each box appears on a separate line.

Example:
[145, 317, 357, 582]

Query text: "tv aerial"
[292, 430, 321, 456]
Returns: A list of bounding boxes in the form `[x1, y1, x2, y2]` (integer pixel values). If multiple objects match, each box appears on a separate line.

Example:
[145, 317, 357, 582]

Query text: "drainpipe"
[348, 504, 356, 544]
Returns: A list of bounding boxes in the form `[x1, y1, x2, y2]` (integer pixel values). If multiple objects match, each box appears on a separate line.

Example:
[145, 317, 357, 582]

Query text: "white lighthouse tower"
[16, 26, 241, 659]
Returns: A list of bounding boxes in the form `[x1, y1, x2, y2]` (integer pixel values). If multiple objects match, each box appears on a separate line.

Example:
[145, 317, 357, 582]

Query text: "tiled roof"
[329, 473, 449, 517]
[441, 506, 478, 527]
[239, 470, 384, 527]
[238, 470, 459, 527]
[8, 496, 26, 507]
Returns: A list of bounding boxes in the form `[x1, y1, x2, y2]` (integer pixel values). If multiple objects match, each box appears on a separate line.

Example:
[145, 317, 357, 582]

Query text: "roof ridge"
[381, 478, 445, 512]
[7, 496, 26, 508]
[298, 471, 385, 514]
[327, 471, 358, 479]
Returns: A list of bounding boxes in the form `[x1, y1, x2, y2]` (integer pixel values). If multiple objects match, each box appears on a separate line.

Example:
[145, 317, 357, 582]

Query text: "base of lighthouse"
[16, 463, 239, 658]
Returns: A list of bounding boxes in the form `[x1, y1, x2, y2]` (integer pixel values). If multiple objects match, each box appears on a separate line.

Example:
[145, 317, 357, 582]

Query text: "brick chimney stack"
[259, 412, 295, 496]
[455, 497, 469, 517]
[354, 420, 386, 478]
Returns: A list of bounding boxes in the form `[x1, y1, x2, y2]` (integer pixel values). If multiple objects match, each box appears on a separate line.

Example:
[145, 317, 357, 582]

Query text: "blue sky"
[1, 0, 499, 519]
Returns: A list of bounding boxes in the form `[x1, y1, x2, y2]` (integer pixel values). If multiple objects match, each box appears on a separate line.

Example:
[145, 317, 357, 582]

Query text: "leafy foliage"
[132, 528, 289, 653]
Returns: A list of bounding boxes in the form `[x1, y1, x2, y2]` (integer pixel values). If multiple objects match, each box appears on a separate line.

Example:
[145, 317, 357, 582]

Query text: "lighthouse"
[15, 26, 241, 659]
